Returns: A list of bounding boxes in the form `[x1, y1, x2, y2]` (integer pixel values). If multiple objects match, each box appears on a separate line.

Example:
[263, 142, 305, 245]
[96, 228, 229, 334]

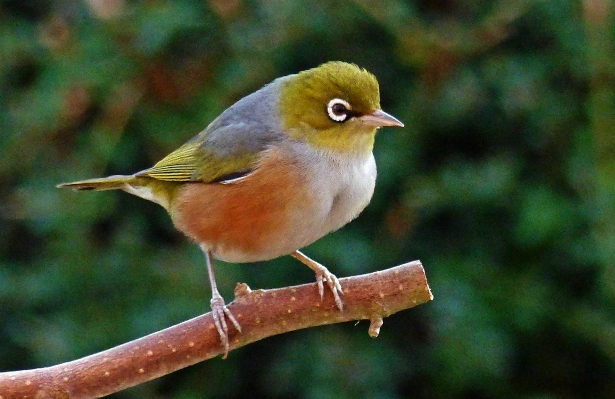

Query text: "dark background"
[2, 0, 615, 398]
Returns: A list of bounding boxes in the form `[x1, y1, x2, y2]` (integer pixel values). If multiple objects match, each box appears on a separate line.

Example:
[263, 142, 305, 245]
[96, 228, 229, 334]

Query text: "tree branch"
[0, 260, 432, 399]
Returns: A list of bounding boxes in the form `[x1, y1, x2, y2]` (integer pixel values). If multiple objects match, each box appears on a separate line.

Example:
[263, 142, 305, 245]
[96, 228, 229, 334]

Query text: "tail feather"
[57, 175, 135, 191]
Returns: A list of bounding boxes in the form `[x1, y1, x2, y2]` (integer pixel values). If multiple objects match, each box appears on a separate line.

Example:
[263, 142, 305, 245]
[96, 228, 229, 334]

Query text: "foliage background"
[2, 0, 615, 398]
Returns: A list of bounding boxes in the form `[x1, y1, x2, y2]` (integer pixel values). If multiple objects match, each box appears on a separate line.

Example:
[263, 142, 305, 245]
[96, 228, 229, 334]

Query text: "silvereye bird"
[58, 61, 404, 357]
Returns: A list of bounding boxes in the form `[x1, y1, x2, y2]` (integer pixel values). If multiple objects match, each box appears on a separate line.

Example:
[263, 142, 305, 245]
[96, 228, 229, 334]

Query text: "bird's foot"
[291, 250, 344, 310]
[312, 263, 344, 310]
[210, 293, 242, 359]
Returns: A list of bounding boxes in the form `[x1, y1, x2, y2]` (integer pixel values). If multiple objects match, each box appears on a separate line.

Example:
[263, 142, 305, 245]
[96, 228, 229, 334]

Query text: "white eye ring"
[327, 98, 352, 122]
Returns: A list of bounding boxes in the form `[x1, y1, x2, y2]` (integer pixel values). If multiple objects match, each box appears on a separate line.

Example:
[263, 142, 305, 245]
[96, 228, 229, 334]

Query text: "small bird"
[58, 61, 403, 357]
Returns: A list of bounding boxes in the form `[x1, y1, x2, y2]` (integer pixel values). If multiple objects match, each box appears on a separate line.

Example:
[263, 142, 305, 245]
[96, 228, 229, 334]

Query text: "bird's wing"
[136, 131, 260, 183]
[137, 118, 285, 184]
[137, 141, 203, 182]
[137, 79, 284, 184]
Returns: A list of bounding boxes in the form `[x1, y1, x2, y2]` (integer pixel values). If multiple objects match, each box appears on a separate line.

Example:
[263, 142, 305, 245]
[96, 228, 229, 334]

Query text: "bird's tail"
[56, 175, 135, 191]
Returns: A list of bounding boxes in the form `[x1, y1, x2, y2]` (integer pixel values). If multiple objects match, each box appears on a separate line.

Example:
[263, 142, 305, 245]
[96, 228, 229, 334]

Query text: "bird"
[58, 61, 404, 357]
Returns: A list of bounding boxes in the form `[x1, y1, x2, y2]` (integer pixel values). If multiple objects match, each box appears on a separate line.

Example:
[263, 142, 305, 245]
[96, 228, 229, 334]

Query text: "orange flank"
[170, 148, 314, 263]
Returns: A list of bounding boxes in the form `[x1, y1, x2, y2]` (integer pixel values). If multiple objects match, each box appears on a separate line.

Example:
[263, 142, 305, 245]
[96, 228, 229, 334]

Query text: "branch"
[0, 260, 432, 399]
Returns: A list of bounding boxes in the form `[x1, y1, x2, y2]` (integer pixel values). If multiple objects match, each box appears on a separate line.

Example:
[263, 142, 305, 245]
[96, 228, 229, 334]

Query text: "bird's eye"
[327, 98, 352, 122]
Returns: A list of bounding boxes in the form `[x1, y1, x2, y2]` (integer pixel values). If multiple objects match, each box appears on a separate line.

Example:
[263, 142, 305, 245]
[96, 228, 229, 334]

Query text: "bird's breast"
[169, 144, 376, 263]
[305, 148, 377, 234]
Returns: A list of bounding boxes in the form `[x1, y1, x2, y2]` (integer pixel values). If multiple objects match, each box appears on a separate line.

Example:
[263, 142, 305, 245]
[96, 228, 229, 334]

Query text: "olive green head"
[279, 61, 403, 154]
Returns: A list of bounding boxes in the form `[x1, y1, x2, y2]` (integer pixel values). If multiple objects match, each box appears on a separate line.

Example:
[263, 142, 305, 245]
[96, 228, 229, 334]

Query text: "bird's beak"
[359, 109, 404, 128]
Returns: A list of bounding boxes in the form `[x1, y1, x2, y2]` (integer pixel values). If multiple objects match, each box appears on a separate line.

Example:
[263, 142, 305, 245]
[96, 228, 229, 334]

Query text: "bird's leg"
[201, 246, 242, 359]
[291, 250, 344, 310]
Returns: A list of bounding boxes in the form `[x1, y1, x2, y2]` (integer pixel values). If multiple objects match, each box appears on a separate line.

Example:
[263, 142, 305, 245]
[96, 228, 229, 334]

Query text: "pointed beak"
[359, 109, 404, 128]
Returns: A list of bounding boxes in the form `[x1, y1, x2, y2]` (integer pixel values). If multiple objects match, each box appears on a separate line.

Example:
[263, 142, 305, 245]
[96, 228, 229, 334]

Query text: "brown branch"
[0, 260, 432, 399]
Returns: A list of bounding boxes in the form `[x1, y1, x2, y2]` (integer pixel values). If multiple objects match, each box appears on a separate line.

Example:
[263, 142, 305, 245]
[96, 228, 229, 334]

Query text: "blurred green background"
[2, 0, 615, 398]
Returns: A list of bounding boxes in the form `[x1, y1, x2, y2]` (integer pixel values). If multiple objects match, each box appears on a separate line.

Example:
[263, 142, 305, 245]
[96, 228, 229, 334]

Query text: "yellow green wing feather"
[139, 142, 202, 181]
[137, 140, 257, 183]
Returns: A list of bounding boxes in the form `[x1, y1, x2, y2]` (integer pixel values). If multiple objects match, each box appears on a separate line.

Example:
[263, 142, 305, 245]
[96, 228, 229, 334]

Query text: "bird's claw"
[313, 264, 344, 310]
[210, 295, 242, 359]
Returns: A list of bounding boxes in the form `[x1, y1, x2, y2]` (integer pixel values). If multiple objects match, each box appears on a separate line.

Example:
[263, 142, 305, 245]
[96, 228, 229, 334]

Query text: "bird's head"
[279, 61, 403, 155]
